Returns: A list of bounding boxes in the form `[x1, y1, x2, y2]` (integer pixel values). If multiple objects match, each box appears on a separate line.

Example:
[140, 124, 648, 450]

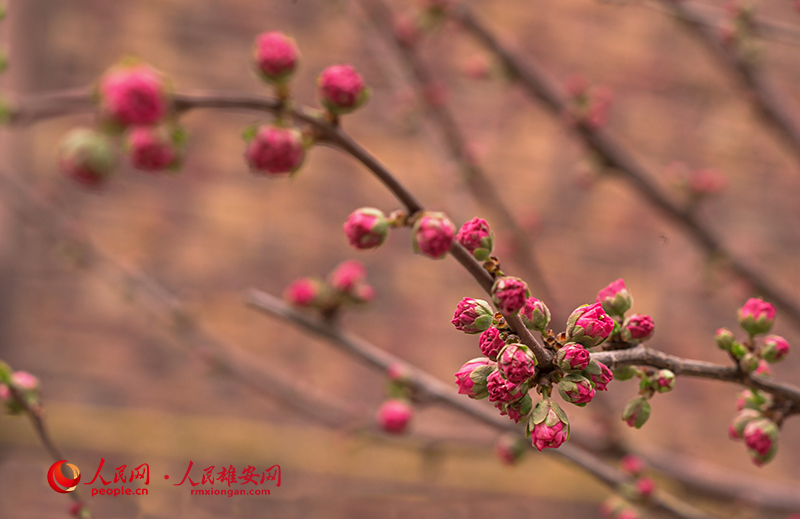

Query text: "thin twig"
[245, 288, 716, 519]
[353, 0, 559, 310]
[452, 4, 800, 333]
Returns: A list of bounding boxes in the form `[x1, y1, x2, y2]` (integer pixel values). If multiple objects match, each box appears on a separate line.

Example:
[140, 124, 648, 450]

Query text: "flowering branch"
[452, 4, 800, 332]
[352, 0, 558, 309]
[244, 288, 713, 519]
[591, 345, 800, 412]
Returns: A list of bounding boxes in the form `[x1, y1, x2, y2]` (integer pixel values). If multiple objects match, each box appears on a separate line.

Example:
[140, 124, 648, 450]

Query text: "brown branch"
[591, 345, 800, 410]
[5, 384, 93, 518]
[353, 0, 559, 310]
[452, 4, 800, 332]
[653, 0, 800, 165]
[245, 288, 717, 519]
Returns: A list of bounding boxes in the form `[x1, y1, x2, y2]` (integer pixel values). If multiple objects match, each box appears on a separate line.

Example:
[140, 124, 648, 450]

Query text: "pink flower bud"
[715, 327, 736, 351]
[738, 298, 776, 336]
[596, 278, 633, 317]
[491, 276, 530, 315]
[328, 260, 366, 293]
[743, 418, 779, 465]
[587, 360, 614, 391]
[99, 63, 168, 126]
[740, 352, 760, 373]
[620, 454, 645, 476]
[497, 343, 537, 385]
[519, 297, 551, 332]
[496, 393, 533, 423]
[558, 374, 595, 407]
[126, 126, 181, 172]
[343, 207, 390, 250]
[451, 297, 494, 334]
[761, 335, 789, 363]
[58, 128, 117, 187]
[454, 358, 495, 399]
[527, 399, 570, 451]
[494, 434, 526, 465]
[245, 125, 305, 175]
[729, 409, 761, 440]
[387, 363, 410, 383]
[623, 314, 655, 343]
[622, 397, 650, 429]
[352, 283, 375, 303]
[253, 31, 299, 83]
[456, 217, 493, 261]
[636, 477, 656, 498]
[555, 343, 590, 372]
[566, 302, 615, 347]
[736, 389, 770, 411]
[479, 327, 505, 360]
[654, 369, 675, 393]
[377, 399, 413, 434]
[318, 64, 369, 115]
[486, 370, 527, 404]
[283, 277, 322, 308]
[412, 212, 456, 259]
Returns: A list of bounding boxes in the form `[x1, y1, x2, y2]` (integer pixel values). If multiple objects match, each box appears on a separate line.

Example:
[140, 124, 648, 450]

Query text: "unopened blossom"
[497, 343, 537, 385]
[495, 434, 526, 465]
[596, 278, 633, 317]
[654, 369, 675, 393]
[715, 327, 736, 351]
[412, 212, 456, 259]
[743, 418, 779, 466]
[555, 343, 590, 372]
[558, 374, 596, 407]
[451, 298, 494, 334]
[586, 360, 614, 391]
[738, 298, 776, 336]
[486, 370, 527, 404]
[245, 125, 305, 174]
[99, 63, 168, 126]
[729, 409, 762, 440]
[621, 397, 650, 429]
[491, 276, 530, 315]
[327, 260, 366, 293]
[126, 126, 180, 172]
[527, 399, 570, 451]
[636, 478, 656, 498]
[343, 208, 389, 250]
[376, 399, 413, 434]
[282, 277, 322, 308]
[519, 297, 551, 333]
[454, 358, 494, 399]
[623, 314, 655, 343]
[318, 64, 369, 114]
[253, 31, 299, 83]
[478, 327, 505, 360]
[620, 455, 645, 476]
[58, 128, 116, 187]
[456, 217, 493, 261]
[761, 335, 789, 363]
[566, 302, 614, 347]
[497, 393, 532, 424]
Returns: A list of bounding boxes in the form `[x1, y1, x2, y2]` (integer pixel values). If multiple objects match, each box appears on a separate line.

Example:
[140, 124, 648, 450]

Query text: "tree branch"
[452, 4, 800, 332]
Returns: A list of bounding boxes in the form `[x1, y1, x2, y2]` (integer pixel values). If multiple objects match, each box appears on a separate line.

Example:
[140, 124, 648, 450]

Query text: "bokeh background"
[1, 0, 799, 517]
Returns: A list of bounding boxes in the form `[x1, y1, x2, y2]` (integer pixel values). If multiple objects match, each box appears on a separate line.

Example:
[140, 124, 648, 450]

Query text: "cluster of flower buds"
[283, 259, 375, 316]
[716, 298, 788, 375]
[563, 74, 615, 129]
[58, 59, 183, 186]
[664, 161, 727, 202]
[0, 361, 40, 415]
[719, 298, 786, 465]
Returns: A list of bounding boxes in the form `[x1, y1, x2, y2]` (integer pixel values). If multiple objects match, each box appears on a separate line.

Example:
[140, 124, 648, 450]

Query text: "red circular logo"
[47, 460, 81, 493]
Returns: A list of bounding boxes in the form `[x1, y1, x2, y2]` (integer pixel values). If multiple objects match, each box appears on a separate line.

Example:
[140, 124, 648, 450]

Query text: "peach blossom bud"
[761, 335, 789, 363]
[282, 277, 323, 308]
[497, 343, 537, 385]
[245, 125, 305, 175]
[636, 477, 656, 498]
[622, 314, 655, 343]
[715, 328, 736, 351]
[743, 418, 779, 466]
[566, 303, 614, 347]
[596, 278, 633, 317]
[58, 128, 116, 188]
[555, 343, 590, 371]
[491, 276, 530, 316]
[454, 357, 495, 399]
[451, 297, 495, 334]
[558, 374, 595, 407]
[99, 63, 168, 126]
[620, 454, 645, 476]
[318, 64, 370, 115]
[519, 297, 551, 333]
[479, 327, 505, 360]
[126, 125, 182, 172]
[456, 217, 493, 261]
[738, 297, 776, 336]
[412, 212, 456, 259]
[377, 399, 413, 434]
[253, 31, 299, 84]
[343, 208, 389, 250]
[527, 399, 570, 451]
